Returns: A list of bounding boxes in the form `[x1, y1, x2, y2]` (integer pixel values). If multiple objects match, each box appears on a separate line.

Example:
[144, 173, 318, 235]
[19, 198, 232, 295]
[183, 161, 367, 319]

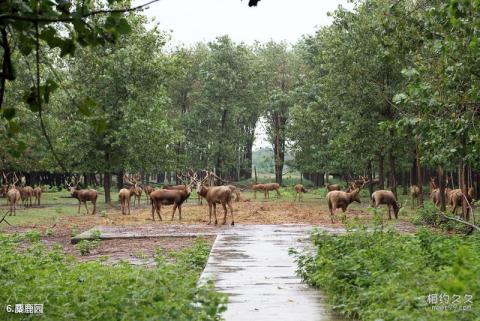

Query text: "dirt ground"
[1, 195, 417, 264]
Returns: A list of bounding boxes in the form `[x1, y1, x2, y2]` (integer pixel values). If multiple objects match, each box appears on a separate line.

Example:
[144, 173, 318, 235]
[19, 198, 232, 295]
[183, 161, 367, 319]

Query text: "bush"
[0, 235, 226, 321]
[293, 228, 480, 321]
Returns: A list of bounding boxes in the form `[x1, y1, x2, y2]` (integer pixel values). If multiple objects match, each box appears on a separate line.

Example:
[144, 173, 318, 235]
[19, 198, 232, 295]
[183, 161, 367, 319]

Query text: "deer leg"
[178, 205, 182, 220]
[151, 202, 156, 221]
[221, 203, 227, 225]
[254, 190, 256, 199]
[330, 205, 336, 223]
[227, 201, 234, 226]
[213, 203, 218, 225]
[388, 205, 392, 220]
[92, 200, 96, 215]
[78, 201, 81, 214]
[207, 202, 212, 225]
[84, 202, 90, 215]
[171, 204, 177, 221]
[127, 198, 130, 215]
[157, 204, 163, 221]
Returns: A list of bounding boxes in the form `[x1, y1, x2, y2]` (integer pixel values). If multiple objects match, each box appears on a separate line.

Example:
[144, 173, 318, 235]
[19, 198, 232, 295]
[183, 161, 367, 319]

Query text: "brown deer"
[197, 184, 234, 225]
[251, 183, 266, 199]
[294, 184, 307, 201]
[5, 173, 21, 216]
[118, 188, 131, 215]
[143, 185, 155, 203]
[468, 186, 475, 202]
[264, 183, 281, 199]
[371, 190, 400, 220]
[20, 186, 34, 208]
[326, 188, 361, 223]
[124, 175, 142, 207]
[67, 181, 98, 215]
[410, 185, 420, 209]
[325, 183, 341, 192]
[32, 186, 42, 206]
[150, 186, 191, 221]
[448, 189, 473, 215]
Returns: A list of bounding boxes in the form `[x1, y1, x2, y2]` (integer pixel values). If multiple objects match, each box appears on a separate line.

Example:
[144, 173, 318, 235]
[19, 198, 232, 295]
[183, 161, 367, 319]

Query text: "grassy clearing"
[0, 234, 225, 321]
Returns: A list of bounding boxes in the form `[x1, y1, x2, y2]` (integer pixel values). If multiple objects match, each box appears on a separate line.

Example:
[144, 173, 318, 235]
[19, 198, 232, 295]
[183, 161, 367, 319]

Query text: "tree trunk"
[388, 152, 397, 198]
[378, 154, 385, 189]
[438, 166, 446, 211]
[416, 145, 424, 206]
[367, 161, 374, 196]
[104, 172, 111, 204]
[117, 170, 124, 191]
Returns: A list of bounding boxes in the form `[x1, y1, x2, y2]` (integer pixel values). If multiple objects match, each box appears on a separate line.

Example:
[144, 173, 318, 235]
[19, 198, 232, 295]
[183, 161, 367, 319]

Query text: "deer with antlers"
[150, 181, 191, 221]
[4, 173, 21, 216]
[67, 179, 98, 215]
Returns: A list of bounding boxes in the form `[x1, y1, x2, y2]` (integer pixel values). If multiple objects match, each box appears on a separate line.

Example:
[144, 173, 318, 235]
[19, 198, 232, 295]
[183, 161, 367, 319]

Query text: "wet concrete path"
[199, 225, 345, 321]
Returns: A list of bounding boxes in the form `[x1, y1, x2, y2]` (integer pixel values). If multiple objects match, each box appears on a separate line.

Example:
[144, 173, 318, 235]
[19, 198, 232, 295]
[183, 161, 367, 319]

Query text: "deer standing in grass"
[143, 185, 155, 203]
[263, 183, 281, 199]
[294, 184, 307, 201]
[251, 183, 266, 199]
[150, 185, 191, 221]
[5, 173, 21, 216]
[197, 182, 235, 225]
[33, 186, 42, 206]
[371, 190, 400, 220]
[118, 187, 131, 215]
[67, 180, 98, 215]
[410, 185, 420, 209]
[325, 183, 341, 192]
[326, 188, 361, 223]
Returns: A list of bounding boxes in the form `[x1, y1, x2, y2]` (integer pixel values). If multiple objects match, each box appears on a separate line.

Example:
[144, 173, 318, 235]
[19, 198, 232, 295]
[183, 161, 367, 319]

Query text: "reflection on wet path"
[199, 225, 346, 321]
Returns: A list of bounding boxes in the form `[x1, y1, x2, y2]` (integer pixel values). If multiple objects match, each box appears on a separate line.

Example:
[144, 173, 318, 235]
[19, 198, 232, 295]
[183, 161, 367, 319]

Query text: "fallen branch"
[437, 211, 480, 232]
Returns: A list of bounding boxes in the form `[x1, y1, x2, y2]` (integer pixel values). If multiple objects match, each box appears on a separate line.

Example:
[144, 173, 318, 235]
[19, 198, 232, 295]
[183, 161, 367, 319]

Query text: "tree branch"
[0, 0, 161, 23]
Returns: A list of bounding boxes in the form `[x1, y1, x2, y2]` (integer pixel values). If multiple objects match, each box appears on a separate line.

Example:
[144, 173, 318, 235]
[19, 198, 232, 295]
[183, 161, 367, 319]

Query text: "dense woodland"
[0, 0, 479, 212]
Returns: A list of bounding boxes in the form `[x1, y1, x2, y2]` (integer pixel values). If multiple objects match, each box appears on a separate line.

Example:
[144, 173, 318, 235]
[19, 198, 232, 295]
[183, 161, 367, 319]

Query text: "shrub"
[293, 228, 480, 321]
[0, 235, 226, 321]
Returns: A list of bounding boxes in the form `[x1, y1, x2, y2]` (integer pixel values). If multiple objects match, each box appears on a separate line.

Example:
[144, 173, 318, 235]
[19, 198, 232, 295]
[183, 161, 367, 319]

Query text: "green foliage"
[75, 239, 100, 256]
[294, 228, 480, 321]
[0, 234, 226, 320]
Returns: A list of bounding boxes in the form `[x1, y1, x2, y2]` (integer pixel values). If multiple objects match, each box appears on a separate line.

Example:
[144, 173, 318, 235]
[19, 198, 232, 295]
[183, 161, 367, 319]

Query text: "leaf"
[116, 18, 132, 35]
[2, 108, 16, 120]
[59, 39, 76, 57]
[92, 119, 107, 133]
[43, 79, 59, 104]
[78, 97, 97, 116]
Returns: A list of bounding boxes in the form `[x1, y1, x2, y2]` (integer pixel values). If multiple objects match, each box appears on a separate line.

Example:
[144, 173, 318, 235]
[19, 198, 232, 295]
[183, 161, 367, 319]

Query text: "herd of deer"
[118, 172, 238, 225]
[325, 177, 400, 223]
[1, 173, 43, 216]
[426, 177, 475, 214]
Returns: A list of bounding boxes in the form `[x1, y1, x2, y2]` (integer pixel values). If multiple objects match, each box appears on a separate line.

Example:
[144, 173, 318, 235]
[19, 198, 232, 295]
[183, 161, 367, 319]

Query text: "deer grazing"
[150, 185, 191, 221]
[197, 182, 234, 225]
[5, 173, 21, 216]
[294, 184, 307, 201]
[118, 188, 131, 215]
[410, 185, 420, 209]
[33, 186, 42, 206]
[371, 190, 400, 220]
[326, 188, 361, 223]
[263, 183, 281, 199]
[67, 180, 98, 215]
[325, 183, 341, 192]
[251, 183, 266, 199]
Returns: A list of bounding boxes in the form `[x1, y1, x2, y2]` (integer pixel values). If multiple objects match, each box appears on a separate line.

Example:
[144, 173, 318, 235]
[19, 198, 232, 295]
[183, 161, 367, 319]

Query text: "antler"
[12, 172, 19, 186]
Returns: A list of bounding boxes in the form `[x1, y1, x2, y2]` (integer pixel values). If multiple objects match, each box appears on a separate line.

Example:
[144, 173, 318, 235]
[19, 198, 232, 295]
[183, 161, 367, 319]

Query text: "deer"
[197, 182, 234, 225]
[410, 185, 421, 209]
[150, 185, 191, 221]
[448, 189, 473, 215]
[123, 174, 142, 207]
[5, 173, 21, 216]
[67, 180, 98, 215]
[143, 185, 155, 203]
[251, 183, 266, 199]
[326, 188, 361, 223]
[371, 190, 400, 220]
[294, 184, 307, 201]
[325, 183, 341, 192]
[118, 188, 131, 215]
[263, 182, 281, 199]
[33, 186, 42, 206]
[20, 185, 34, 208]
